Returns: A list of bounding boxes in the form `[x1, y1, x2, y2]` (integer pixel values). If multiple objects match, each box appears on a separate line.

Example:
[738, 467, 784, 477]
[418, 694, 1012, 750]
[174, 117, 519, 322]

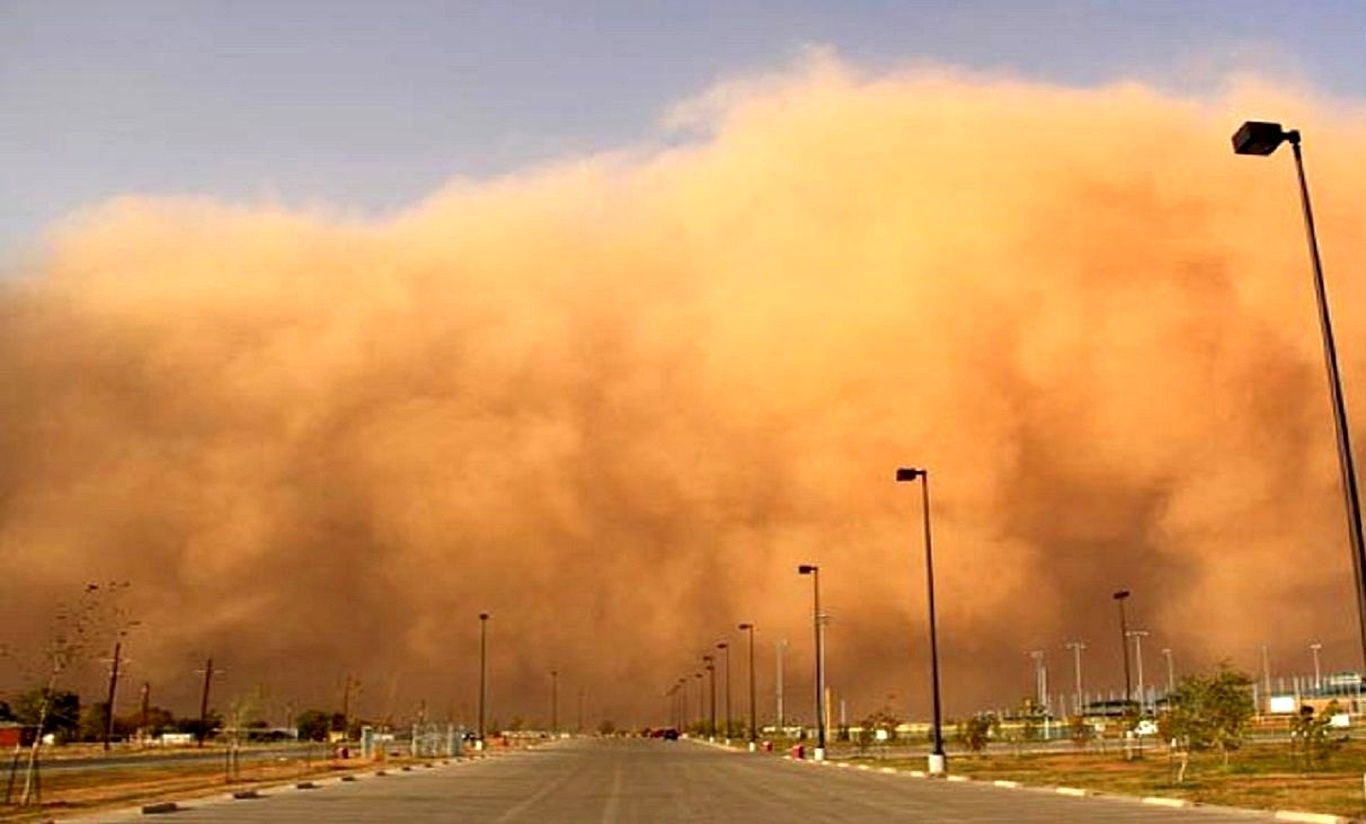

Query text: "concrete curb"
[1141, 796, 1190, 808]
[1274, 812, 1353, 824]
[992, 779, 1020, 788]
[1055, 787, 1089, 797]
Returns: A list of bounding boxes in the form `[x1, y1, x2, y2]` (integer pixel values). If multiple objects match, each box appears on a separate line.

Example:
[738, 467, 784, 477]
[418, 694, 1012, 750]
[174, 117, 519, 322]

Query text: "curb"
[141, 802, 178, 815]
[1141, 796, 1190, 808]
[1274, 813, 1353, 824]
[1055, 787, 1089, 797]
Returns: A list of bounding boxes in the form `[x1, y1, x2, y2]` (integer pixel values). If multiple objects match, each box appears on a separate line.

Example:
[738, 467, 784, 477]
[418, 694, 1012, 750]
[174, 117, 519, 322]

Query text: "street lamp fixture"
[738, 623, 757, 749]
[797, 564, 826, 760]
[895, 466, 947, 775]
[1233, 120, 1366, 672]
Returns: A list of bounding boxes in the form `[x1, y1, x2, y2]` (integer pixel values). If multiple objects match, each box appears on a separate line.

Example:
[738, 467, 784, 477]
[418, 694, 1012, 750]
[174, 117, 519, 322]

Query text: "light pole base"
[474, 740, 485, 752]
[813, 747, 826, 762]
[748, 742, 756, 752]
[927, 753, 946, 775]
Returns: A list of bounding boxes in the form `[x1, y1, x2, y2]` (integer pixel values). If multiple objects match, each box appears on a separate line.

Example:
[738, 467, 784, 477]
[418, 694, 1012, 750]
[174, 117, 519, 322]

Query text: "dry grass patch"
[862, 742, 1366, 818]
[0, 752, 406, 822]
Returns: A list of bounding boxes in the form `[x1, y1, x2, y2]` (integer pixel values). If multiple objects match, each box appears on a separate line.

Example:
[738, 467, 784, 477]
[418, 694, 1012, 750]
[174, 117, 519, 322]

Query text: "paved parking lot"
[65, 737, 1274, 823]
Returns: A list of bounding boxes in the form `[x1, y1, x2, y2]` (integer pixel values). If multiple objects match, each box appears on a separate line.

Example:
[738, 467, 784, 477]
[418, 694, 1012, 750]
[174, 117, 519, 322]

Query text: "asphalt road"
[69, 738, 1272, 823]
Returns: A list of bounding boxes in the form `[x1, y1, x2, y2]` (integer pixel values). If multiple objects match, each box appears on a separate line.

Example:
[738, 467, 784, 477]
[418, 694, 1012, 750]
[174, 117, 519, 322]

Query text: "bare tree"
[10, 582, 132, 806]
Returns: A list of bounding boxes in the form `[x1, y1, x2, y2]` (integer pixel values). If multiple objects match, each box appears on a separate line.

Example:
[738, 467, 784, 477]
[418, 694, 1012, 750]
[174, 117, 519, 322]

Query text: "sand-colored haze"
[3, 58, 1366, 726]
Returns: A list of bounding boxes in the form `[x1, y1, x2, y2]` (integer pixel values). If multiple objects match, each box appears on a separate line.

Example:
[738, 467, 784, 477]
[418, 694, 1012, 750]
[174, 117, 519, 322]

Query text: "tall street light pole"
[478, 613, 489, 749]
[1234, 121, 1366, 670]
[550, 669, 558, 735]
[1065, 641, 1086, 716]
[717, 642, 732, 743]
[695, 672, 704, 731]
[1161, 648, 1175, 697]
[1029, 650, 1047, 712]
[738, 623, 757, 750]
[1113, 591, 1132, 709]
[797, 564, 826, 760]
[1310, 643, 1323, 691]
[775, 638, 787, 734]
[702, 655, 716, 741]
[895, 467, 947, 775]
[1127, 630, 1150, 712]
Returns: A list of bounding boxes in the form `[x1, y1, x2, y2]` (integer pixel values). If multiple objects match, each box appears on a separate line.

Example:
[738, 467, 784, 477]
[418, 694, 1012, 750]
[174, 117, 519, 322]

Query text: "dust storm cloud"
[3, 59, 1366, 725]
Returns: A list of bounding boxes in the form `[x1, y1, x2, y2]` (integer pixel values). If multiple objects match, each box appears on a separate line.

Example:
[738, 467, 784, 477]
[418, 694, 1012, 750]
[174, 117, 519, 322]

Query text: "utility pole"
[577, 687, 585, 733]
[1161, 648, 1175, 696]
[102, 641, 123, 751]
[197, 658, 215, 748]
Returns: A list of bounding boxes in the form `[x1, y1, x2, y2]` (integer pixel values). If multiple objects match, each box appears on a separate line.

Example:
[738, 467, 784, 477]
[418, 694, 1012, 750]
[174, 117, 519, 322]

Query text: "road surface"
[69, 738, 1270, 822]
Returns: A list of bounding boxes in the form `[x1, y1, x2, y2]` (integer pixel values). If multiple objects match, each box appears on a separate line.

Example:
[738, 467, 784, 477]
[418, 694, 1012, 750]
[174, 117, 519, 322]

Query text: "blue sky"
[4, 0, 1365, 263]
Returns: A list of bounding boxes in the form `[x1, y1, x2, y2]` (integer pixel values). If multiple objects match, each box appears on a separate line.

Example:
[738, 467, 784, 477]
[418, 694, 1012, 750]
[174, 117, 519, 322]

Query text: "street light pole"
[895, 467, 947, 775]
[550, 669, 558, 735]
[695, 672, 704, 732]
[1029, 650, 1046, 712]
[1127, 631, 1150, 711]
[797, 564, 826, 760]
[738, 624, 757, 750]
[702, 655, 716, 741]
[1161, 648, 1175, 696]
[775, 638, 787, 735]
[1310, 643, 1323, 691]
[717, 642, 732, 743]
[478, 613, 489, 748]
[1113, 591, 1132, 709]
[1064, 641, 1086, 716]
[1234, 121, 1366, 671]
